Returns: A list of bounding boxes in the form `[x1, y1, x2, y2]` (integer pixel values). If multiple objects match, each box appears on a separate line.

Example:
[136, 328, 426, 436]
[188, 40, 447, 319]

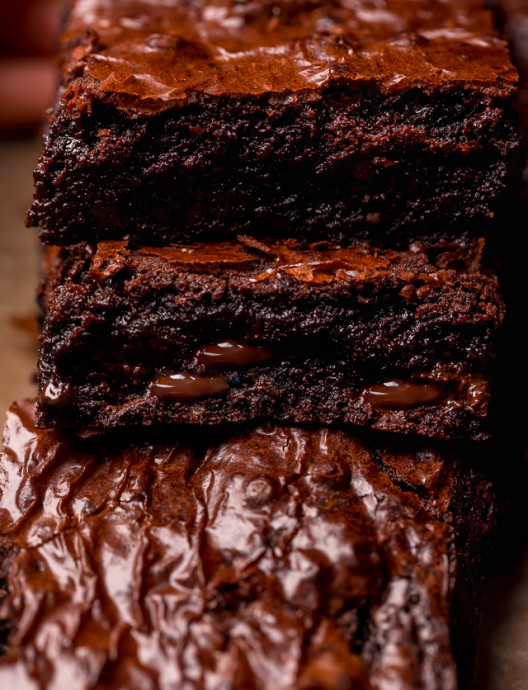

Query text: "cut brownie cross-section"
[28, 0, 522, 247]
[0, 401, 495, 689]
[37, 238, 504, 439]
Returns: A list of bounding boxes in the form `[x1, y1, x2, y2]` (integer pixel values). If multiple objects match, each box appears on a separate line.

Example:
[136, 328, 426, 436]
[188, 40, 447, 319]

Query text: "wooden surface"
[0, 138, 527, 689]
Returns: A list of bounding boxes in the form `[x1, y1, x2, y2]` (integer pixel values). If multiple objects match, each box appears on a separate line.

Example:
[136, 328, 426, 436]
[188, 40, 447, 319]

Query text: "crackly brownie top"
[59, 0, 517, 113]
[89, 236, 480, 279]
[46, 238, 503, 314]
[0, 400, 470, 688]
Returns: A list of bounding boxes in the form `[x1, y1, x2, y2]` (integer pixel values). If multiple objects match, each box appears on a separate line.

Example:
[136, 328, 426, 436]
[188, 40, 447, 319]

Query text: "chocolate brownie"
[36, 238, 504, 440]
[28, 0, 522, 247]
[0, 401, 495, 688]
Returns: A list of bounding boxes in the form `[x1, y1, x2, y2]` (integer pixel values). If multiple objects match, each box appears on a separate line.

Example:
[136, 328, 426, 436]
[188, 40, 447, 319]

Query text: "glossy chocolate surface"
[197, 340, 273, 368]
[364, 380, 447, 410]
[0, 401, 490, 689]
[149, 371, 230, 400]
[60, 0, 516, 113]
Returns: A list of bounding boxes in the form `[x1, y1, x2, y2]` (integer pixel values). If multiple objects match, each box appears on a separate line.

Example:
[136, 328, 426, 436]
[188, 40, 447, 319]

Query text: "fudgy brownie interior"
[36, 239, 504, 439]
[28, 0, 522, 247]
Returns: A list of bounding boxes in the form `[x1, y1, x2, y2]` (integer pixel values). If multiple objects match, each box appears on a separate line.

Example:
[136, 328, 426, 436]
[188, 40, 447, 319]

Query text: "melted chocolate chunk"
[365, 380, 447, 410]
[197, 340, 273, 368]
[39, 381, 74, 407]
[28, 0, 522, 249]
[148, 371, 229, 400]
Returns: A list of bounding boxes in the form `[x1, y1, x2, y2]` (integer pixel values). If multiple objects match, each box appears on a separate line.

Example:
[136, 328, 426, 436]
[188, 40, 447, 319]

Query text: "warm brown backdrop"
[0, 140, 39, 412]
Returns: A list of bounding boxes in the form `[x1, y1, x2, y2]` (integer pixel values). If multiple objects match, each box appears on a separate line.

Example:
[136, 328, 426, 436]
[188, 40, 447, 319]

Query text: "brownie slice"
[28, 0, 522, 247]
[37, 238, 503, 440]
[0, 401, 495, 689]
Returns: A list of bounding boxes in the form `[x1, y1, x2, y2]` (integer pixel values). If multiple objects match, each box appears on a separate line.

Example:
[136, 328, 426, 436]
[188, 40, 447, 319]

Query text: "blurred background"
[0, 0, 61, 415]
[0, 0, 60, 135]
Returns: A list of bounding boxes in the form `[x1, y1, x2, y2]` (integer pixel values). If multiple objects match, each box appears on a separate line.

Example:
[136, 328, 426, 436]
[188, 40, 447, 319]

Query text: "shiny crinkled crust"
[0, 401, 494, 689]
[59, 0, 516, 109]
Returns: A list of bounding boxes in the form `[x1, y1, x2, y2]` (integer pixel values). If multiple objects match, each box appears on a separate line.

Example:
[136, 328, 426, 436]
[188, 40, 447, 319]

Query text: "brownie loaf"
[36, 239, 504, 439]
[28, 0, 522, 247]
[0, 401, 495, 689]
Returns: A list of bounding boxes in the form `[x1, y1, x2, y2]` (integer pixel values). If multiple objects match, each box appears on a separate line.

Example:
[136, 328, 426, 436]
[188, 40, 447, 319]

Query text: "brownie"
[36, 238, 503, 439]
[28, 0, 522, 247]
[0, 401, 495, 688]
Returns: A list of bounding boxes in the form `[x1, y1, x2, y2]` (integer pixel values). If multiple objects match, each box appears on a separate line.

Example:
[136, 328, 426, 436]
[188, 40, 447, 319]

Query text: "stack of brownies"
[0, 0, 524, 687]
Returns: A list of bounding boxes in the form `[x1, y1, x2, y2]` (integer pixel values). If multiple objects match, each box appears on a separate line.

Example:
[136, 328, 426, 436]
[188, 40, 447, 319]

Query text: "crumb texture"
[36, 240, 503, 439]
